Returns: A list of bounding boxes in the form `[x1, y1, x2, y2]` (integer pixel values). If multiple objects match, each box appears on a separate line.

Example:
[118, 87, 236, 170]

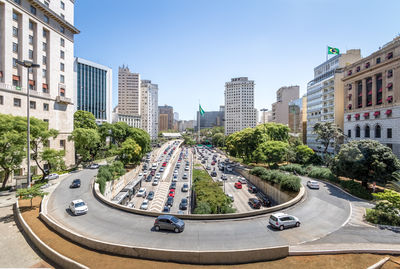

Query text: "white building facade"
[140, 79, 158, 140]
[224, 77, 257, 135]
[0, 0, 79, 174]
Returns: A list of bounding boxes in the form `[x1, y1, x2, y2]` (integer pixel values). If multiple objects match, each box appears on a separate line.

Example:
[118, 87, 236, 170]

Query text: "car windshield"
[171, 216, 180, 223]
[270, 215, 277, 221]
[182, 199, 187, 203]
[75, 202, 85, 207]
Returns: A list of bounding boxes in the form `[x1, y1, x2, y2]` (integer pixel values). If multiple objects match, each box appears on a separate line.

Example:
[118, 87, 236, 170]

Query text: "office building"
[224, 77, 257, 135]
[140, 80, 158, 140]
[0, 0, 79, 176]
[118, 66, 140, 115]
[271, 86, 299, 125]
[289, 95, 307, 144]
[306, 49, 361, 154]
[343, 37, 400, 157]
[259, 108, 272, 124]
[159, 113, 168, 131]
[196, 110, 224, 131]
[174, 112, 179, 121]
[178, 120, 195, 132]
[158, 105, 173, 131]
[74, 57, 112, 124]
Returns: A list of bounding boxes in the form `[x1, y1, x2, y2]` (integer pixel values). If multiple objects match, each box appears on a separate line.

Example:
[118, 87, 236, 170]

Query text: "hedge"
[97, 161, 126, 195]
[366, 208, 400, 226]
[250, 167, 301, 192]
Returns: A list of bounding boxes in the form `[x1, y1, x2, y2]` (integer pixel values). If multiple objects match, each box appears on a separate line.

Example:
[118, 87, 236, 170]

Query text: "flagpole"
[326, 45, 328, 61]
[198, 100, 200, 143]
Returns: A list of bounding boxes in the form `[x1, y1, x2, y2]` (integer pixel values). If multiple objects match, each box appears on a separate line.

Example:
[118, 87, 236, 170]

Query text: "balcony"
[56, 95, 72, 104]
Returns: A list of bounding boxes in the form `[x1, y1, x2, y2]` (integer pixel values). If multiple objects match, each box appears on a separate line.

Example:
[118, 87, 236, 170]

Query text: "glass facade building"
[74, 58, 112, 123]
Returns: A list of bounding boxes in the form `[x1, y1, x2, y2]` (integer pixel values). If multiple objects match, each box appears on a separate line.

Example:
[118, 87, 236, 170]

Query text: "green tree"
[212, 133, 225, 147]
[294, 144, 315, 165]
[110, 122, 131, 146]
[74, 110, 97, 130]
[70, 128, 101, 166]
[41, 148, 66, 173]
[257, 123, 290, 141]
[16, 184, 48, 207]
[373, 189, 400, 212]
[259, 141, 289, 168]
[194, 201, 212, 214]
[118, 138, 142, 165]
[29, 117, 59, 178]
[313, 122, 344, 157]
[127, 128, 150, 156]
[333, 140, 400, 187]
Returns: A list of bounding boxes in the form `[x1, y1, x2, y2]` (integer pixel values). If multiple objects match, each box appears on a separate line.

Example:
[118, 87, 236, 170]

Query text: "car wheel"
[295, 222, 300, 227]
[155, 225, 160, 231]
[174, 227, 179, 233]
[279, 225, 284, 231]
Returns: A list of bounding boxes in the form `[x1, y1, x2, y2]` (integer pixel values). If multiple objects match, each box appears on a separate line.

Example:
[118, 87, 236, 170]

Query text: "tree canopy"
[74, 110, 97, 130]
[313, 122, 344, 156]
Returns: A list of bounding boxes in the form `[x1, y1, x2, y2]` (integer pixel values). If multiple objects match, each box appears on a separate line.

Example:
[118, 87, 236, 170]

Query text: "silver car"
[269, 213, 300, 230]
[307, 180, 320, 189]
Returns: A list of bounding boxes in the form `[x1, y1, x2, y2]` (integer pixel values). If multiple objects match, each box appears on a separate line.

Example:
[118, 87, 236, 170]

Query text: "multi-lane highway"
[45, 141, 400, 251]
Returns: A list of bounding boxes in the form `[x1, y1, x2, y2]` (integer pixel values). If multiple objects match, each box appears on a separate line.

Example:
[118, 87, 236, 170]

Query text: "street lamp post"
[16, 60, 40, 188]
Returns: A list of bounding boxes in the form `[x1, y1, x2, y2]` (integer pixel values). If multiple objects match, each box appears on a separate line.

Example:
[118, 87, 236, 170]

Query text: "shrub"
[279, 164, 307, 175]
[280, 174, 301, 192]
[366, 208, 400, 226]
[96, 161, 126, 195]
[250, 167, 301, 192]
[340, 180, 373, 200]
[307, 166, 339, 183]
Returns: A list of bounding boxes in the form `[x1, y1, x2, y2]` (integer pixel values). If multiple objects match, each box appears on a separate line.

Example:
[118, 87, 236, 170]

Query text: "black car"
[70, 179, 81, 188]
[248, 198, 261, 209]
[179, 198, 188, 210]
[146, 174, 152, 182]
[211, 171, 217, 177]
[248, 186, 257, 193]
[170, 182, 176, 189]
[162, 206, 170, 213]
[257, 195, 271, 207]
[147, 191, 154, 200]
[166, 196, 174, 207]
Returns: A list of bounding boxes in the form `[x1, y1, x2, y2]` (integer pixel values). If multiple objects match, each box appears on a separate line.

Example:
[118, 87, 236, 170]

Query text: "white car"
[140, 199, 149, 210]
[69, 199, 88, 215]
[307, 180, 320, 189]
[182, 173, 188, 180]
[227, 193, 234, 201]
[206, 166, 211, 170]
[159, 167, 164, 172]
[185, 166, 190, 171]
[269, 213, 300, 230]
[152, 179, 159, 186]
[172, 177, 178, 182]
[226, 166, 233, 172]
[127, 202, 135, 208]
[155, 173, 161, 179]
[137, 187, 146, 197]
[89, 163, 99, 169]
[45, 173, 59, 180]
[138, 173, 143, 178]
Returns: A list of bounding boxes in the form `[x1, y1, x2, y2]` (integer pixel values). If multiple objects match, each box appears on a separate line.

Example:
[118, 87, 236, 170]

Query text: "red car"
[164, 151, 167, 154]
[162, 162, 167, 167]
[234, 182, 242, 189]
[168, 189, 175, 197]
[211, 161, 216, 165]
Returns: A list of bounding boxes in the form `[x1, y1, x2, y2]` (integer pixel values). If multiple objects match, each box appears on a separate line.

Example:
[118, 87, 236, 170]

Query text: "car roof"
[72, 199, 84, 204]
[272, 212, 289, 218]
[158, 215, 174, 220]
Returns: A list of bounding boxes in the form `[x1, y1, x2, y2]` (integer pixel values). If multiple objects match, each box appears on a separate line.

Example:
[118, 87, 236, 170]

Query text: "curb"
[289, 247, 400, 256]
[13, 201, 88, 269]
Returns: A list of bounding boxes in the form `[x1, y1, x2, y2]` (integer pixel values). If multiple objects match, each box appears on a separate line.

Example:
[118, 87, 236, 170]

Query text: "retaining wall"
[102, 167, 140, 199]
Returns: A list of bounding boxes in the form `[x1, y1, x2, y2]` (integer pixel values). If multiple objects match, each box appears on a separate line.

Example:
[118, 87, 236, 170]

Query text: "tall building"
[0, 0, 79, 174]
[343, 37, 400, 157]
[140, 80, 158, 140]
[271, 86, 299, 125]
[174, 112, 179, 121]
[74, 57, 112, 124]
[288, 95, 307, 143]
[306, 49, 361, 154]
[118, 66, 140, 115]
[224, 77, 256, 135]
[178, 120, 195, 132]
[159, 113, 168, 131]
[158, 105, 173, 131]
[259, 108, 272, 124]
[196, 110, 224, 131]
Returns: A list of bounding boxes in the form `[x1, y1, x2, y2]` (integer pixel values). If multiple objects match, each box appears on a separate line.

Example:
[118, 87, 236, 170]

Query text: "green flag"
[328, 46, 340, 55]
[199, 104, 205, 116]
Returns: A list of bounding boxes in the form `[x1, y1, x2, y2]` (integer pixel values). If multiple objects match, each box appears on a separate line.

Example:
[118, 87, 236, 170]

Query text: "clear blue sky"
[74, 0, 400, 120]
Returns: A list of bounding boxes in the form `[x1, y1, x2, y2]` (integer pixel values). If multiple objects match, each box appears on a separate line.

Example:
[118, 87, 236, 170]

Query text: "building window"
[387, 128, 392, 139]
[43, 42, 47, 51]
[60, 88, 65, 96]
[60, 140, 65, 148]
[30, 5, 36, 15]
[43, 103, 49, 111]
[366, 77, 372, 106]
[29, 35, 33, 45]
[13, 12, 18, 21]
[13, 27, 18, 37]
[43, 30, 47, 38]
[60, 38, 65, 47]
[61, 1, 65, 9]
[60, 50, 64, 59]
[12, 42, 18, 53]
[14, 98, 21, 107]
[376, 74, 382, 105]
[29, 21, 34, 30]
[376, 57, 381, 64]
[365, 125, 370, 138]
[347, 130, 351, 138]
[13, 58, 18, 68]
[44, 15, 49, 23]
[60, 74, 65, 83]
[357, 81, 363, 108]
[60, 63, 64, 71]
[60, 26, 65, 34]
[355, 126, 360, 138]
[30, 101, 36, 109]
[42, 83, 48, 93]
[42, 69, 46, 77]
[365, 62, 370, 68]
[375, 125, 381, 138]
[387, 52, 393, 60]
[44, 0, 49, 6]
[61, 14, 65, 19]
[387, 69, 393, 78]
[42, 56, 47, 65]
[0, 96, 3, 105]
[14, 0, 21, 4]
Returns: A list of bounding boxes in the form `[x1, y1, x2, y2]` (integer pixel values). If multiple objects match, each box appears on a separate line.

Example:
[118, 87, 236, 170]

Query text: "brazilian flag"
[328, 46, 340, 55]
[199, 105, 205, 116]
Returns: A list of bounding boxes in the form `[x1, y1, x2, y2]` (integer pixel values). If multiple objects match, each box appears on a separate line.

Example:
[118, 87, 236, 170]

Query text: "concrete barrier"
[93, 178, 305, 220]
[13, 201, 88, 269]
[39, 211, 288, 264]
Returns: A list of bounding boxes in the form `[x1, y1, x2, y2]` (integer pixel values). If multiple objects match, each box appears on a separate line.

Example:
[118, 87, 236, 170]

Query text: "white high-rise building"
[140, 80, 158, 140]
[224, 77, 256, 135]
[0, 0, 79, 173]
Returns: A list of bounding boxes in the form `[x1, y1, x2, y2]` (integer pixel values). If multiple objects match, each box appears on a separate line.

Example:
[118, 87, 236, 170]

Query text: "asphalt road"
[44, 151, 400, 251]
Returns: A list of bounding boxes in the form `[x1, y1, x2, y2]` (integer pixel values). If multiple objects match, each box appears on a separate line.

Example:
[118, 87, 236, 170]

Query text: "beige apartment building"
[0, 0, 79, 178]
[159, 113, 168, 131]
[158, 105, 173, 130]
[343, 37, 400, 157]
[118, 66, 141, 115]
[271, 86, 299, 125]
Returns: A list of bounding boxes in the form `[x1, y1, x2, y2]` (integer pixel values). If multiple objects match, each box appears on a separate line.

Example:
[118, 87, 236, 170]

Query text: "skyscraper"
[271, 86, 299, 125]
[118, 66, 141, 115]
[140, 80, 158, 140]
[158, 105, 173, 131]
[0, 0, 79, 173]
[224, 77, 256, 135]
[74, 57, 112, 123]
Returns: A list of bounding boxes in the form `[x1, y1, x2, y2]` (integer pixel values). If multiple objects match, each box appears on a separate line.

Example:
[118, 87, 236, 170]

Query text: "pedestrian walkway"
[347, 203, 375, 228]
[149, 182, 170, 211]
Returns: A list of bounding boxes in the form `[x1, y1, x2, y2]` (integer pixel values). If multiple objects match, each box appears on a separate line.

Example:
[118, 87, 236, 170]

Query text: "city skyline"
[74, 0, 400, 120]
